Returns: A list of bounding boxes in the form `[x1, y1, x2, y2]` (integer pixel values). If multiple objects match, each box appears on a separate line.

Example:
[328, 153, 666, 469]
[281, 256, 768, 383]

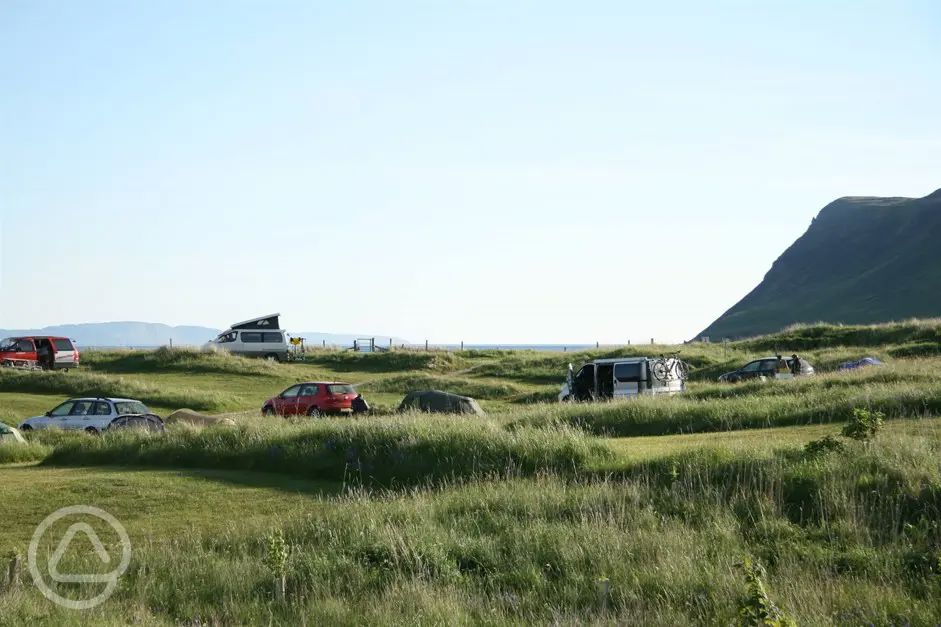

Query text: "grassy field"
[1, 320, 940, 624]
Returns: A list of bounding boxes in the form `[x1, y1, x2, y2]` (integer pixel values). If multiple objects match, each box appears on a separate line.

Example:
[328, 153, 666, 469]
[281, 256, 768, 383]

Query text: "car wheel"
[262, 406, 275, 417]
[265, 353, 279, 362]
[85, 427, 100, 436]
[20, 424, 32, 432]
[307, 407, 321, 418]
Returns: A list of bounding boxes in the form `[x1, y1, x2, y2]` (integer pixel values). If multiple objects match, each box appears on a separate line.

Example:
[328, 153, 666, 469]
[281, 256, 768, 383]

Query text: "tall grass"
[359, 373, 523, 399]
[303, 350, 469, 373]
[40, 416, 612, 486]
[0, 368, 227, 412]
[4, 432, 939, 624]
[82, 346, 283, 376]
[508, 362, 941, 437]
[742, 318, 941, 351]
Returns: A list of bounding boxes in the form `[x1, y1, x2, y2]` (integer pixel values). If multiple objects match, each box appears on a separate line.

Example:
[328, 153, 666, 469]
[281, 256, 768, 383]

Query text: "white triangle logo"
[49, 523, 112, 583]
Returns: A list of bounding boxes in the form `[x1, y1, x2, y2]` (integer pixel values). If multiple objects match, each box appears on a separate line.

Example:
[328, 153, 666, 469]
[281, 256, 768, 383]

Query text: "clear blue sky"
[2, 1, 939, 343]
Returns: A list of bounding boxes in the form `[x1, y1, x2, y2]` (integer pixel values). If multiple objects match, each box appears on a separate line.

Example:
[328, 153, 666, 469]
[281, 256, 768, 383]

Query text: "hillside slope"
[698, 188, 941, 339]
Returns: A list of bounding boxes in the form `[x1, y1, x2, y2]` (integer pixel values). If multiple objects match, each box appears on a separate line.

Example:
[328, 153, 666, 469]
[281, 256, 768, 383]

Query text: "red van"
[0, 336, 80, 370]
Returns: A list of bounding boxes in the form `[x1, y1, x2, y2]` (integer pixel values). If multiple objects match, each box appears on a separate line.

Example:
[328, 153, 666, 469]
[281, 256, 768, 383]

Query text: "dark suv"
[718, 356, 815, 383]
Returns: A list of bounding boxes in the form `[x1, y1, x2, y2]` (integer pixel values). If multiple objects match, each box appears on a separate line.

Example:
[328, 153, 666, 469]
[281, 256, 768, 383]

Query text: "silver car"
[19, 397, 153, 434]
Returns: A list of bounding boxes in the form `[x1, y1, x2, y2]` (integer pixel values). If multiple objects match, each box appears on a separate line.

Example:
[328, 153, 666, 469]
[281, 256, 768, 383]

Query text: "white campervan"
[208, 313, 289, 361]
[559, 356, 687, 402]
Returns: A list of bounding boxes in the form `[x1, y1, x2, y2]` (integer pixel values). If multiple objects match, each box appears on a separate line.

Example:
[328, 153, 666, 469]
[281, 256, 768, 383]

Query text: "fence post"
[651, 338, 654, 345]
[425, 340, 429, 351]
[6, 553, 20, 590]
[460, 341, 464, 351]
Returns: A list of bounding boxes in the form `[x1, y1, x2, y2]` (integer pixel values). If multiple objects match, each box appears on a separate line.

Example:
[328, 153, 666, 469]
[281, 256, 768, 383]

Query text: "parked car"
[559, 356, 687, 402]
[19, 398, 153, 434]
[718, 356, 815, 383]
[206, 313, 289, 361]
[108, 414, 166, 433]
[262, 382, 358, 417]
[0, 336, 79, 370]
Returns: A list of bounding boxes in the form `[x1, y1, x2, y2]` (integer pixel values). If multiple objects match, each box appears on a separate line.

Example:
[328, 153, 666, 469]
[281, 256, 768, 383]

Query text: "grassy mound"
[0, 368, 227, 412]
[39, 417, 611, 486]
[303, 350, 468, 373]
[359, 374, 523, 400]
[741, 319, 941, 351]
[82, 347, 282, 376]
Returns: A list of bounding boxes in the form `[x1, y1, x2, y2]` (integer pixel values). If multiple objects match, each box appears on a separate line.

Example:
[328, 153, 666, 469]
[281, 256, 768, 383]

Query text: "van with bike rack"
[559, 356, 688, 402]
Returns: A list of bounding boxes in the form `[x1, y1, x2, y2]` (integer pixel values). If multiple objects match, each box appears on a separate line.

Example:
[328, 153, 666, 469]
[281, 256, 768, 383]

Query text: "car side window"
[50, 402, 75, 416]
[94, 402, 112, 415]
[759, 360, 779, 371]
[17, 339, 35, 352]
[299, 384, 318, 396]
[741, 361, 762, 372]
[70, 401, 95, 416]
[281, 385, 301, 398]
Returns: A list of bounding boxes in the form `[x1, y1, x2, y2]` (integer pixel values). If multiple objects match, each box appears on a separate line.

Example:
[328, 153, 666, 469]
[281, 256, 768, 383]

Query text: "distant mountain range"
[697, 188, 941, 340]
[0, 322, 409, 348]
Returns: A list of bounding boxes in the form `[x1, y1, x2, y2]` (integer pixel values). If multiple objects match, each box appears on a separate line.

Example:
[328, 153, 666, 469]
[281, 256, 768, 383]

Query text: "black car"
[107, 414, 166, 433]
[718, 356, 815, 383]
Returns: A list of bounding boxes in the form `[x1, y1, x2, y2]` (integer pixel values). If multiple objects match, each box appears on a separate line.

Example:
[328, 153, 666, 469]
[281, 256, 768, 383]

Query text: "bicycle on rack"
[651, 352, 690, 383]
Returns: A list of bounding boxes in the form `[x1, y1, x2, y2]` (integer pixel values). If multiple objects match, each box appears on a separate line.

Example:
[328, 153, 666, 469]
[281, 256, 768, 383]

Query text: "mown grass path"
[0, 466, 336, 554]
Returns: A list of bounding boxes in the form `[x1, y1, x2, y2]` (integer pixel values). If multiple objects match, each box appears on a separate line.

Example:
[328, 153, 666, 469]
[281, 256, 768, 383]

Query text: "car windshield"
[0, 338, 17, 351]
[328, 384, 355, 395]
[115, 401, 149, 415]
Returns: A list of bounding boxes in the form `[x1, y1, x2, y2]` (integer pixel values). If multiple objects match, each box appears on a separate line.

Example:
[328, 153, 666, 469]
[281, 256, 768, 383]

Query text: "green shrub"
[842, 408, 885, 441]
[737, 558, 795, 626]
[803, 434, 845, 457]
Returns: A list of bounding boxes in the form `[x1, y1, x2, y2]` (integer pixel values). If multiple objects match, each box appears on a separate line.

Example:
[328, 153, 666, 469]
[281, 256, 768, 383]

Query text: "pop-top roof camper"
[209, 314, 289, 361]
[229, 314, 282, 331]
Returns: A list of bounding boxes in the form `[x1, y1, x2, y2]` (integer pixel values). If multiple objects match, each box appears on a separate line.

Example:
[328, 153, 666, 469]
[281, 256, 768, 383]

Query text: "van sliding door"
[613, 362, 645, 397]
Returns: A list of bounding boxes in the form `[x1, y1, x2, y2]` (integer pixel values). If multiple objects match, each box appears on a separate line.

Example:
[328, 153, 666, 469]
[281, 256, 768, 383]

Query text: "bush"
[738, 558, 795, 627]
[842, 408, 885, 441]
[803, 435, 845, 457]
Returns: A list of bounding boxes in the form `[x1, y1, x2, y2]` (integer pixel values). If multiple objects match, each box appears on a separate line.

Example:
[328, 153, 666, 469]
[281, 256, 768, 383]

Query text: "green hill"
[698, 188, 941, 339]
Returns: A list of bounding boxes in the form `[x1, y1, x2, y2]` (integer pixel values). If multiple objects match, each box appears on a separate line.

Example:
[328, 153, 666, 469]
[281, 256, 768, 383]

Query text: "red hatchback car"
[0, 336, 80, 370]
[262, 382, 357, 418]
